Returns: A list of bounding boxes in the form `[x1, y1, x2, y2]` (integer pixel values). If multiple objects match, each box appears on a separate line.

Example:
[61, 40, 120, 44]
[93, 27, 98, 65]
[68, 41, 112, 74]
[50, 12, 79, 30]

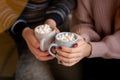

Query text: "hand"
[44, 19, 60, 33]
[56, 39, 92, 66]
[22, 27, 54, 61]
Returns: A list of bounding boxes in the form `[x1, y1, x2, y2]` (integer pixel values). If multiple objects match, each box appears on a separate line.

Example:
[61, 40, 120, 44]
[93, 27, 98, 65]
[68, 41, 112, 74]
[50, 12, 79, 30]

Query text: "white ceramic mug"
[34, 24, 56, 51]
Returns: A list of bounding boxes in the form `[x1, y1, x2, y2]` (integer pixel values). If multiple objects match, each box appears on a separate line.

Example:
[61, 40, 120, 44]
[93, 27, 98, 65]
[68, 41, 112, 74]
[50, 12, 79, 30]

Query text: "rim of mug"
[55, 32, 79, 42]
[34, 24, 55, 33]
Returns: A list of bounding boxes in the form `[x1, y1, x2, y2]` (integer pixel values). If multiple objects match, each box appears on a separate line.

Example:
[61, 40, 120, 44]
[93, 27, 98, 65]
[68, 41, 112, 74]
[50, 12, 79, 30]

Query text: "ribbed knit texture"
[10, 0, 75, 37]
[71, 0, 120, 59]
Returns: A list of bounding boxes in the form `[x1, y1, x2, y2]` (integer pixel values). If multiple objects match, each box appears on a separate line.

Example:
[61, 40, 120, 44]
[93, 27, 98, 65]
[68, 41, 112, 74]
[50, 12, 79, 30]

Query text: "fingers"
[56, 49, 83, 66]
[35, 54, 54, 61]
[56, 48, 79, 58]
[57, 53, 80, 63]
[57, 55, 82, 67]
[22, 28, 40, 48]
[56, 48, 83, 66]
[61, 60, 80, 67]
[55, 28, 60, 33]
[30, 45, 54, 61]
[58, 39, 86, 53]
[55, 39, 88, 66]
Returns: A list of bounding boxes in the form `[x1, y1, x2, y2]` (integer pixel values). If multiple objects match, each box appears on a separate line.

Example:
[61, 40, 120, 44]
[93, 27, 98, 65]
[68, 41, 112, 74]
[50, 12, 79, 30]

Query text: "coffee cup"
[34, 24, 56, 51]
[48, 32, 81, 57]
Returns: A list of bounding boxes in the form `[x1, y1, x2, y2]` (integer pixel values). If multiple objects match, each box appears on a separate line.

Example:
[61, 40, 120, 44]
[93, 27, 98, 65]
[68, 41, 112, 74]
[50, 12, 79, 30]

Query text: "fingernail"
[58, 61, 61, 64]
[59, 46, 62, 49]
[58, 60, 62, 64]
[72, 43, 78, 47]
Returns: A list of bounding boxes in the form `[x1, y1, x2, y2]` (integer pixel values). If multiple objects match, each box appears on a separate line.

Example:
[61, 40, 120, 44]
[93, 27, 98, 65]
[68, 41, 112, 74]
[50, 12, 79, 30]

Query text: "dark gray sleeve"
[45, 0, 76, 26]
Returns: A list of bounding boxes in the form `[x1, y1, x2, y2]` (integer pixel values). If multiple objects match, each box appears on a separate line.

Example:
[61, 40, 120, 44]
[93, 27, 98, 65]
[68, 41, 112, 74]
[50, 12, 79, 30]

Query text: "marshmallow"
[35, 24, 52, 34]
[57, 33, 76, 42]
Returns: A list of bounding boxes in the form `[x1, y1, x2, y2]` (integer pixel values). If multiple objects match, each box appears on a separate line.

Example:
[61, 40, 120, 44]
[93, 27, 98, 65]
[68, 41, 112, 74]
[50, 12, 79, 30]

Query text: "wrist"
[86, 42, 92, 57]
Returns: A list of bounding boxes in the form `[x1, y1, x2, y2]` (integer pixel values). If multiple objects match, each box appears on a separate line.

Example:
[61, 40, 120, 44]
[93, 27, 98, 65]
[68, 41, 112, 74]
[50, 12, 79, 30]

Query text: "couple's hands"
[22, 19, 91, 65]
[22, 27, 91, 65]
[56, 39, 92, 67]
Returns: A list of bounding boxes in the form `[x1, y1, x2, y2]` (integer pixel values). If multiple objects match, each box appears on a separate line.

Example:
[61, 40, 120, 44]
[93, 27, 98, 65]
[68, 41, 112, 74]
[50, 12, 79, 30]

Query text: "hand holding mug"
[48, 32, 82, 58]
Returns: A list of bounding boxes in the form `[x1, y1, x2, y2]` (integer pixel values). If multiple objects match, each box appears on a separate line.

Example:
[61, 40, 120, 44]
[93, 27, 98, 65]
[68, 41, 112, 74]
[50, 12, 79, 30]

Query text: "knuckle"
[36, 56, 40, 60]
[35, 56, 40, 60]
[67, 64, 74, 67]
[67, 54, 72, 58]
[70, 49, 73, 53]
[67, 59, 72, 63]
[35, 56, 43, 61]
[34, 41, 39, 47]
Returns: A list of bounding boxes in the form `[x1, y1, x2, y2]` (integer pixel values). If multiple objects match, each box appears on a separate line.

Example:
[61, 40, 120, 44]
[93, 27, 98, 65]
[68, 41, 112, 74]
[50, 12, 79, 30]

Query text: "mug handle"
[40, 38, 46, 51]
[48, 43, 59, 57]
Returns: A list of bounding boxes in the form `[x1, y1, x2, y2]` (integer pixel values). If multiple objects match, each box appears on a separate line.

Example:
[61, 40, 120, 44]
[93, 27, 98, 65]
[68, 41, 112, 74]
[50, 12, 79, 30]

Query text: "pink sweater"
[70, 0, 120, 59]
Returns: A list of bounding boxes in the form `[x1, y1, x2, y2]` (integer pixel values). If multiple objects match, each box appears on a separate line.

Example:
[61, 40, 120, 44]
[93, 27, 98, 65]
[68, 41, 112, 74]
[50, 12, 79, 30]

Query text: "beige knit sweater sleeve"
[0, 0, 28, 33]
[90, 8, 120, 59]
[70, 0, 120, 59]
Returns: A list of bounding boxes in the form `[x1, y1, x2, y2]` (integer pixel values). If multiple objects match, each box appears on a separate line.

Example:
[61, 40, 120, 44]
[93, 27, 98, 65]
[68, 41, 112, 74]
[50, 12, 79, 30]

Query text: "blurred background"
[0, 32, 18, 80]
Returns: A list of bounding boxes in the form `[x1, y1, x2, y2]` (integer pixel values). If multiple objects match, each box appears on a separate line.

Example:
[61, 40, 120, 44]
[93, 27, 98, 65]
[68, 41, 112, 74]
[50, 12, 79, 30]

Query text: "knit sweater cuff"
[11, 19, 29, 37]
[88, 42, 109, 58]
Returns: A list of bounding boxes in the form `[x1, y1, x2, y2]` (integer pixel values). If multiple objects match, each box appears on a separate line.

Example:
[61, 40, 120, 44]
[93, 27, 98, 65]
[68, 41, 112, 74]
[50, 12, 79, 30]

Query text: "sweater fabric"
[71, 0, 120, 59]
[10, 0, 75, 37]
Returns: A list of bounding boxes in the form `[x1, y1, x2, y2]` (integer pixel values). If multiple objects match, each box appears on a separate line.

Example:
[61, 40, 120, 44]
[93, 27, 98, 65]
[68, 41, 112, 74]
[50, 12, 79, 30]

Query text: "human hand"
[22, 27, 54, 61]
[44, 19, 60, 33]
[56, 39, 92, 66]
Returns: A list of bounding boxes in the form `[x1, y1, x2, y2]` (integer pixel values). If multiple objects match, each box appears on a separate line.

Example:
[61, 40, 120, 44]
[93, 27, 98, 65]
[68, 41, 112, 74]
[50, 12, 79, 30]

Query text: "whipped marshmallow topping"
[35, 24, 53, 34]
[57, 33, 76, 42]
